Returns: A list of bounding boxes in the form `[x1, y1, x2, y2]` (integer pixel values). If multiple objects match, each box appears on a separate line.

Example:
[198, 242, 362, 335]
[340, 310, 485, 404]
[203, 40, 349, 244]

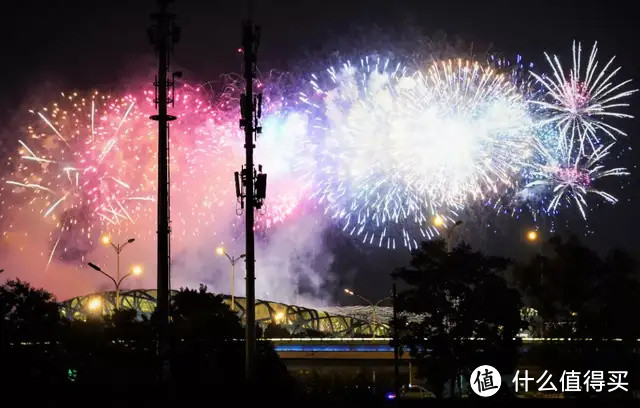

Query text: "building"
[60, 289, 390, 338]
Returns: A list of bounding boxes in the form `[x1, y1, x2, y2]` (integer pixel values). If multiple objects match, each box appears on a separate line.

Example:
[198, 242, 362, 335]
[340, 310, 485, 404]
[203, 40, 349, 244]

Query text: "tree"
[513, 240, 640, 398]
[0, 280, 297, 397]
[0, 279, 62, 342]
[393, 240, 523, 398]
[169, 285, 244, 392]
[576, 248, 640, 339]
[61, 306, 156, 390]
[171, 284, 244, 341]
[169, 285, 295, 397]
[264, 322, 292, 338]
[0, 279, 65, 386]
[514, 236, 640, 339]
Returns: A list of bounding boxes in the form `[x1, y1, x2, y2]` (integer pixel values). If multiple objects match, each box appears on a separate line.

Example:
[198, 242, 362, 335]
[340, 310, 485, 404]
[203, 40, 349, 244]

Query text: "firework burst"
[300, 57, 430, 250]
[400, 58, 533, 206]
[206, 71, 311, 231]
[143, 84, 238, 242]
[530, 41, 637, 156]
[525, 139, 629, 219]
[300, 56, 534, 249]
[1, 91, 156, 267]
[0, 42, 635, 261]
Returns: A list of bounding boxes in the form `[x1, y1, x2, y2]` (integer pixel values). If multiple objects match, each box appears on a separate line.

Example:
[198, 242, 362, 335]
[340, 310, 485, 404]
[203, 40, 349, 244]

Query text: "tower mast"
[149, 0, 180, 382]
[236, 8, 267, 381]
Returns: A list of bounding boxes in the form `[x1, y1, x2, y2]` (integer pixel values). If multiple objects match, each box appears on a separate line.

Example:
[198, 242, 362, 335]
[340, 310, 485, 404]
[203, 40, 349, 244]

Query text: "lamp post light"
[525, 228, 545, 285]
[344, 288, 391, 339]
[216, 247, 245, 311]
[101, 236, 136, 303]
[432, 215, 446, 228]
[433, 216, 463, 251]
[87, 297, 103, 313]
[274, 311, 286, 324]
[87, 262, 143, 310]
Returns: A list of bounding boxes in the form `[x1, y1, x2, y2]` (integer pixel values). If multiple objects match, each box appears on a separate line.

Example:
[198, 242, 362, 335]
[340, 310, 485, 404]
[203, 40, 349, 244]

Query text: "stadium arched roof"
[60, 289, 390, 338]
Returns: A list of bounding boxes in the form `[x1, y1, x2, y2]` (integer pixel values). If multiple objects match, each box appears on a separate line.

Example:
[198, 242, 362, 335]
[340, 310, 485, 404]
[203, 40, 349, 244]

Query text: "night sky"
[1, 0, 639, 302]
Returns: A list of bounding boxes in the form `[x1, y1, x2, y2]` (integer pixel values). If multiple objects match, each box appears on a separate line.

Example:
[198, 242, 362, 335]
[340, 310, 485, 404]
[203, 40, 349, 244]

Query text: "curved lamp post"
[217, 247, 245, 311]
[344, 288, 391, 339]
[87, 262, 142, 310]
[101, 236, 136, 300]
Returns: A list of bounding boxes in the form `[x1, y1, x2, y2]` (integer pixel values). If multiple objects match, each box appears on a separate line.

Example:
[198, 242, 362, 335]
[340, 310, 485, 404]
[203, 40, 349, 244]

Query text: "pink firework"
[530, 41, 637, 156]
[1, 91, 156, 267]
[142, 84, 238, 242]
[206, 71, 311, 231]
[561, 79, 591, 114]
[555, 166, 591, 187]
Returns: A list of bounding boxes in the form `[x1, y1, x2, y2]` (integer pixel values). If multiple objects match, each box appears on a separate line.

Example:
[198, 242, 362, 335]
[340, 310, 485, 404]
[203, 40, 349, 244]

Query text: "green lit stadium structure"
[60, 289, 390, 338]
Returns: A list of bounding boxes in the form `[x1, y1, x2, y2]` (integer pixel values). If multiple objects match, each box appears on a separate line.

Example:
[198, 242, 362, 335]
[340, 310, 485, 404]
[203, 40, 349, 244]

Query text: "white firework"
[525, 141, 629, 219]
[300, 56, 533, 249]
[400, 58, 533, 207]
[530, 41, 637, 157]
[300, 57, 435, 250]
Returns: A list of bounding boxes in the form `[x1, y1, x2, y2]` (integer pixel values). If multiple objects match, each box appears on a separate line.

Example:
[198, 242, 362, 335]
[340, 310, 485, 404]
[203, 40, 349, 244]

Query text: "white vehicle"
[400, 384, 436, 399]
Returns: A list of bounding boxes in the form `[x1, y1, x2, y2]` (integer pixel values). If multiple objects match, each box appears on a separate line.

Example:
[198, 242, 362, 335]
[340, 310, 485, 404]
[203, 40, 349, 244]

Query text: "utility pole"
[393, 282, 400, 397]
[235, 7, 267, 382]
[149, 0, 181, 384]
[235, 12, 267, 382]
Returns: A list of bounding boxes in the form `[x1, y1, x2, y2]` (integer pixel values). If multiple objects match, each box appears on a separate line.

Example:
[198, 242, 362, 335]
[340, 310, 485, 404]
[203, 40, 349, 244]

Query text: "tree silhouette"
[0, 279, 65, 387]
[513, 238, 640, 399]
[0, 279, 62, 342]
[171, 284, 243, 341]
[169, 284, 295, 397]
[61, 305, 156, 390]
[264, 322, 292, 338]
[393, 240, 523, 398]
[583, 249, 640, 339]
[514, 235, 640, 339]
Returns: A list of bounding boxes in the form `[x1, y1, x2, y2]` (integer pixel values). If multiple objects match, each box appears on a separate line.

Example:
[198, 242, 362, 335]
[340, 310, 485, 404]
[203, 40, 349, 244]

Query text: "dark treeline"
[513, 235, 640, 339]
[0, 283, 294, 399]
[1, 234, 639, 400]
[392, 235, 640, 399]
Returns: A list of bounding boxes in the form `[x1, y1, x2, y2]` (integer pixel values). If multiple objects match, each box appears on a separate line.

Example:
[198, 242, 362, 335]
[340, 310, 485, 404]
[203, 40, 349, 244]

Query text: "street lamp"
[87, 262, 142, 310]
[87, 297, 103, 313]
[525, 229, 545, 285]
[216, 246, 245, 311]
[131, 265, 143, 276]
[433, 217, 463, 251]
[344, 288, 391, 339]
[274, 311, 285, 324]
[101, 235, 136, 304]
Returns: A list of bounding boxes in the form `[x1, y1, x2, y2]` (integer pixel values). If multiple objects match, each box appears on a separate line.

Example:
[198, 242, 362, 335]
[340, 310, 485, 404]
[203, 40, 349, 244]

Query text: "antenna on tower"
[149, 0, 179, 384]
[236, 0, 266, 382]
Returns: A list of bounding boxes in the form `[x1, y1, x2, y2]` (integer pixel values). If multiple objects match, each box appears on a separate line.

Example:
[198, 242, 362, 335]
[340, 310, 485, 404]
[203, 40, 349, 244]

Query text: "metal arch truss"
[60, 289, 390, 338]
